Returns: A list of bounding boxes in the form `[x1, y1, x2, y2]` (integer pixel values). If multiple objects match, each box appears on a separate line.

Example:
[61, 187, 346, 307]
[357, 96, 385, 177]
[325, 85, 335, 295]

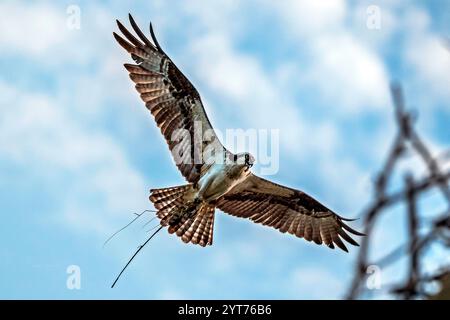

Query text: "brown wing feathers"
[114, 14, 219, 184]
[218, 195, 361, 251]
[217, 175, 364, 252]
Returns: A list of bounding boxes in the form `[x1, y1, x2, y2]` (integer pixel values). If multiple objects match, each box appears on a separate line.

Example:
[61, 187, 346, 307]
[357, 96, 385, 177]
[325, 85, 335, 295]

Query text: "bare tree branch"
[346, 84, 450, 300]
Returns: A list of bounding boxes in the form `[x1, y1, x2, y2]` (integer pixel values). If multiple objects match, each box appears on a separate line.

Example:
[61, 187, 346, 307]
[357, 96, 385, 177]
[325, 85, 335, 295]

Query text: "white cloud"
[375, 6, 450, 113]
[306, 33, 391, 113]
[406, 35, 450, 101]
[0, 2, 67, 55]
[274, 0, 347, 37]
[269, 0, 391, 114]
[0, 1, 121, 70]
[0, 80, 148, 236]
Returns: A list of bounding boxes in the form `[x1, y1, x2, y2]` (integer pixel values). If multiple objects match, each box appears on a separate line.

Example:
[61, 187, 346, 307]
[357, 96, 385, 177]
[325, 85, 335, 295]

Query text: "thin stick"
[111, 225, 164, 288]
[103, 209, 156, 248]
[146, 223, 162, 233]
[142, 216, 158, 229]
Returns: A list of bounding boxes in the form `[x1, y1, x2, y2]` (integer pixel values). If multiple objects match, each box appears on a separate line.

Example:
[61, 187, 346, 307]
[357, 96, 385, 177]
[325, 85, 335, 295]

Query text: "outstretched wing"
[216, 174, 364, 252]
[114, 14, 228, 183]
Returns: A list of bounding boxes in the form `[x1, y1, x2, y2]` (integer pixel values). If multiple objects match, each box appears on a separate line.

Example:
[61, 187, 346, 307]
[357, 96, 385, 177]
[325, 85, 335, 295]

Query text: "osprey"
[113, 15, 363, 259]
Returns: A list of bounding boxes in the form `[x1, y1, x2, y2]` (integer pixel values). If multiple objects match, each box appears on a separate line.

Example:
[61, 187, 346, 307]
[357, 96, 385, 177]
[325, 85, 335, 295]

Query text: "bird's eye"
[245, 154, 249, 161]
[233, 155, 237, 162]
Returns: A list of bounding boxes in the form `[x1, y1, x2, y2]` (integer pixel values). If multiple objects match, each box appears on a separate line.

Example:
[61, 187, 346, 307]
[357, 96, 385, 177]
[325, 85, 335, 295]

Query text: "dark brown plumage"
[216, 174, 364, 252]
[114, 14, 228, 184]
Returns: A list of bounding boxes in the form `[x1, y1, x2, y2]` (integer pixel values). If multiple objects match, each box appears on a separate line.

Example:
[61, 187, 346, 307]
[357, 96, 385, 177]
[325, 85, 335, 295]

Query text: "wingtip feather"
[128, 13, 154, 48]
[149, 22, 165, 54]
[113, 32, 133, 52]
[342, 223, 366, 236]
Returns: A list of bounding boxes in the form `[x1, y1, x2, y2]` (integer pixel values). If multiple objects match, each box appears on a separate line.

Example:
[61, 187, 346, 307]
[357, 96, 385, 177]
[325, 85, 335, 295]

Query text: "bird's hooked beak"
[244, 158, 254, 172]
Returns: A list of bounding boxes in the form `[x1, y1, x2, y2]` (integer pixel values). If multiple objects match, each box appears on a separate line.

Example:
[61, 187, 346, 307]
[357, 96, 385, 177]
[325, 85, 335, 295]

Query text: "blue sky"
[0, 0, 449, 299]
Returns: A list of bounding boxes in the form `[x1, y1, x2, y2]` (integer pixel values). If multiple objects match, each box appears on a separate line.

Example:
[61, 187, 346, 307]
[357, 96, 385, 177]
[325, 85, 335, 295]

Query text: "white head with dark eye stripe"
[233, 152, 255, 172]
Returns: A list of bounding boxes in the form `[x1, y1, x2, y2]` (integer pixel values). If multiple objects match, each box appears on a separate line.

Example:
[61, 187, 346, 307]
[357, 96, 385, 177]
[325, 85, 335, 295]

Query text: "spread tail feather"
[149, 185, 215, 247]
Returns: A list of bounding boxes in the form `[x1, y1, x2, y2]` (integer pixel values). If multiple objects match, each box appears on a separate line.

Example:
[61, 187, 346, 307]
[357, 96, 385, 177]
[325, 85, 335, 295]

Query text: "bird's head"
[233, 152, 255, 172]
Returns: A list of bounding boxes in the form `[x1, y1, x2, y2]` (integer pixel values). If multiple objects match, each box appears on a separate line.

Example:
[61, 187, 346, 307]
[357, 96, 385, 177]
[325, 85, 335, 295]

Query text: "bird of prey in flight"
[112, 14, 363, 286]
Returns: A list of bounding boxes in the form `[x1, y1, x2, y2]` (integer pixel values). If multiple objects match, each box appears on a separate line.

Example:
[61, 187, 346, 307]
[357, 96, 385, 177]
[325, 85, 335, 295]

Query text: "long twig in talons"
[111, 225, 164, 288]
[103, 209, 156, 248]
